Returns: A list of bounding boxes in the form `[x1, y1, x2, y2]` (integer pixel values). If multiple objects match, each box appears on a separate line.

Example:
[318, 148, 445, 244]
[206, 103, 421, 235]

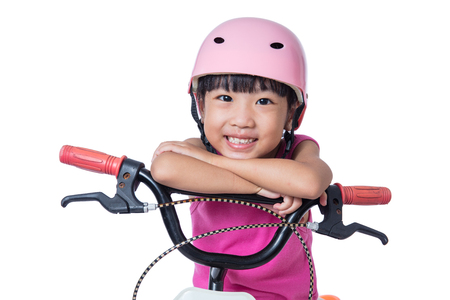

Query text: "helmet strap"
[281, 102, 305, 158]
[190, 88, 216, 154]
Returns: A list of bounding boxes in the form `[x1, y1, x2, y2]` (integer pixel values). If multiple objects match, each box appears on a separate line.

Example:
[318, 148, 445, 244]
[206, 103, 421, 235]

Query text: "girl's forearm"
[212, 155, 332, 199]
[151, 152, 261, 195]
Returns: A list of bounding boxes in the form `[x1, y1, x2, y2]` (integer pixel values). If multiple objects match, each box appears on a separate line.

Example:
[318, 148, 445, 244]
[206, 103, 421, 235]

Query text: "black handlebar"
[61, 157, 390, 271]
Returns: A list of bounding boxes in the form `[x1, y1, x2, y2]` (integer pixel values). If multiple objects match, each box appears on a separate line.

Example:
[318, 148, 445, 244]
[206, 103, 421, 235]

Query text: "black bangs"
[197, 74, 297, 108]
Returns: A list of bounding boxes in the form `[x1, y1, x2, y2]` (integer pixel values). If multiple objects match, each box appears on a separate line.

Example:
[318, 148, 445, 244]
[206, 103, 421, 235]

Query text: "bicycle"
[59, 145, 391, 300]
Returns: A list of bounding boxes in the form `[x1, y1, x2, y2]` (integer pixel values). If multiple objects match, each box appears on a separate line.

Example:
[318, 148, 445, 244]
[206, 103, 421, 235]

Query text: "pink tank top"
[190, 135, 319, 300]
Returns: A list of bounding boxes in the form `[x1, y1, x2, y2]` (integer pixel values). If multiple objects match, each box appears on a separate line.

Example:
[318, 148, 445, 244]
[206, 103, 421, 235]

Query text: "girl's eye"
[218, 95, 233, 102]
[257, 98, 272, 105]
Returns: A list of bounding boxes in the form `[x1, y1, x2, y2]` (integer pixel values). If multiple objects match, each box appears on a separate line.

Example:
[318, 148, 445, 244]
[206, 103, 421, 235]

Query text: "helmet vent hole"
[214, 37, 225, 44]
[270, 42, 284, 49]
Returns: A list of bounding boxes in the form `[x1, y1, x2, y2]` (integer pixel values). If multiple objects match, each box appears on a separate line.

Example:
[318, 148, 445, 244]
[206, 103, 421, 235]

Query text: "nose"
[229, 101, 255, 128]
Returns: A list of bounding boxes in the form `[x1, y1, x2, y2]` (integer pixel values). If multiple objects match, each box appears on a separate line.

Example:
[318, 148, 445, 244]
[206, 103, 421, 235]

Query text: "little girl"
[151, 18, 332, 300]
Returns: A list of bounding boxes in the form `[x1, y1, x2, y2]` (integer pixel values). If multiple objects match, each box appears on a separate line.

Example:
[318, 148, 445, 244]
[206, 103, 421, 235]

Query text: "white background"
[1, 1, 449, 299]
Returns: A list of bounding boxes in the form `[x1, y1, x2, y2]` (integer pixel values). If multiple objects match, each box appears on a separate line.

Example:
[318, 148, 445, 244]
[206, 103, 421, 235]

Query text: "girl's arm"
[150, 139, 264, 195]
[212, 140, 332, 200]
[152, 138, 331, 200]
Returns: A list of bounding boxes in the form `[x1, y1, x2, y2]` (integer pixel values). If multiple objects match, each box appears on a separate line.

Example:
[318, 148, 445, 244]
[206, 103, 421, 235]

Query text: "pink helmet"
[189, 17, 307, 130]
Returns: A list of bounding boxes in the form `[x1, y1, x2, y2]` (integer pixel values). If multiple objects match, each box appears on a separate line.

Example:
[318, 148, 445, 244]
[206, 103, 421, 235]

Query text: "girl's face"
[200, 88, 295, 159]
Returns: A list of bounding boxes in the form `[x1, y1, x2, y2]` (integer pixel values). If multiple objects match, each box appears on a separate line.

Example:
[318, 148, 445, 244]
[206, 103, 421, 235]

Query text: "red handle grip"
[59, 145, 127, 178]
[335, 183, 391, 205]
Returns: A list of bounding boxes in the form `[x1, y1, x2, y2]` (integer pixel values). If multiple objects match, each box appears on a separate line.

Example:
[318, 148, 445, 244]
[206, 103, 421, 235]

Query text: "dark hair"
[196, 74, 297, 109]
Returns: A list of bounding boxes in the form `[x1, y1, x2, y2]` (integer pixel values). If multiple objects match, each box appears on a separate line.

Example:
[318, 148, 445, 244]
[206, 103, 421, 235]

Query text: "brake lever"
[61, 158, 154, 213]
[60, 151, 388, 244]
[309, 185, 388, 245]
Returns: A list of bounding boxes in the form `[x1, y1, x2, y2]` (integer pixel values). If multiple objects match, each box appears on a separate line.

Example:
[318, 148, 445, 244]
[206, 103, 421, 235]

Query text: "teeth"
[227, 136, 255, 145]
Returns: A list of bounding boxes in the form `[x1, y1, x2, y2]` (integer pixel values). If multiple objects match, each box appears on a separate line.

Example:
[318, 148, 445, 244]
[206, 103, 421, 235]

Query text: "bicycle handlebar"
[60, 144, 391, 292]
[60, 145, 391, 206]
[60, 144, 391, 271]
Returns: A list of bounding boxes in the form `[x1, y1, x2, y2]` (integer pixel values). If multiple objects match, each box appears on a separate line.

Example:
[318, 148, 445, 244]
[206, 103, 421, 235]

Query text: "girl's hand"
[319, 191, 327, 206]
[152, 141, 214, 164]
[257, 188, 302, 218]
[272, 191, 328, 218]
[273, 195, 303, 217]
[256, 188, 281, 199]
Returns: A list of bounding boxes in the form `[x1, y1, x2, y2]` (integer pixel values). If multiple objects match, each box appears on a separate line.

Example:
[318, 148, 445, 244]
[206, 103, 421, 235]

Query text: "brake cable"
[60, 146, 391, 300]
[132, 197, 314, 300]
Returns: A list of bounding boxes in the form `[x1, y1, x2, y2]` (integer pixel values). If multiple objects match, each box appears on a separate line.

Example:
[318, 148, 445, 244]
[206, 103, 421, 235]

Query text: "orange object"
[319, 296, 340, 300]
[335, 183, 391, 205]
[59, 145, 126, 178]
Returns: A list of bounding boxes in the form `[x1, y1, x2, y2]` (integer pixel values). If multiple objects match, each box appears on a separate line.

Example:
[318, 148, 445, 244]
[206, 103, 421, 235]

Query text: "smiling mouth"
[227, 136, 257, 145]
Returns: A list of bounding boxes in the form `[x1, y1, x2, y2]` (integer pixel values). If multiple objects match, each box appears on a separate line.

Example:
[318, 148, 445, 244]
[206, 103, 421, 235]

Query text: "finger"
[278, 197, 303, 216]
[257, 188, 281, 199]
[152, 141, 180, 161]
[155, 142, 186, 155]
[274, 195, 293, 211]
[319, 191, 327, 206]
